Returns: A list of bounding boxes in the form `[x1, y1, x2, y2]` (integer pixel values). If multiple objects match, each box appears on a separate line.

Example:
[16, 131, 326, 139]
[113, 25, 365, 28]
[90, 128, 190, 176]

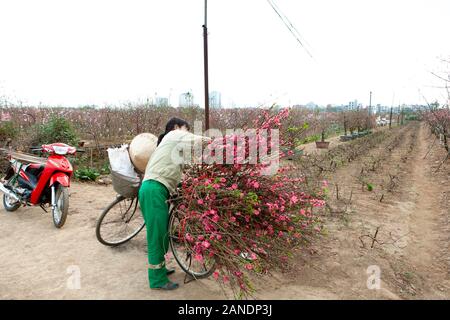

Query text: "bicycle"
[95, 172, 216, 280]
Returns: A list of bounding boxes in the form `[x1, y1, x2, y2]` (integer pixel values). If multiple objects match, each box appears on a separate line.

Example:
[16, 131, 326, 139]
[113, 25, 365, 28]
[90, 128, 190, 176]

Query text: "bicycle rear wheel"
[96, 196, 145, 246]
[168, 206, 216, 279]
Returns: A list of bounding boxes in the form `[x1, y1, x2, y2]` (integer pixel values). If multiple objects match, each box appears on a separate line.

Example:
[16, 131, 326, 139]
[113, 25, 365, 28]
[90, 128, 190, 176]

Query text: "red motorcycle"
[0, 143, 77, 228]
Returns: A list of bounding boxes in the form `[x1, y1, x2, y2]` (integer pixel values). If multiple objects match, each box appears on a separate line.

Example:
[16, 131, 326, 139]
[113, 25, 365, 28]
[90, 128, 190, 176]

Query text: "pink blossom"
[185, 233, 194, 242]
[164, 252, 173, 260]
[231, 184, 238, 190]
[201, 241, 211, 249]
[212, 215, 220, 223]
[194, 254, 204, 263]
[213, 271, 219, 280]
[245, 264, 253, 270]
[290, 195, 298, 204]
[197, 199, 204, 205]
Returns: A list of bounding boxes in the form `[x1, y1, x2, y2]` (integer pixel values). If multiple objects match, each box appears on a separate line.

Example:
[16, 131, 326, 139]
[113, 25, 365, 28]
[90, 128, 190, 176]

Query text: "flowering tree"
[341, 109, 374, 135]
[422, 58, 450, 155]
[422, 102, 450, 153]
[313, 111, 338, 142]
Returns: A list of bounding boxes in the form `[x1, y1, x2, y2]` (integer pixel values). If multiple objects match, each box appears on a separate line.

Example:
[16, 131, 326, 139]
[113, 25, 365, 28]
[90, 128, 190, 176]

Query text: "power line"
[268, 0, 313, 50]
[266, 0, 313, 59]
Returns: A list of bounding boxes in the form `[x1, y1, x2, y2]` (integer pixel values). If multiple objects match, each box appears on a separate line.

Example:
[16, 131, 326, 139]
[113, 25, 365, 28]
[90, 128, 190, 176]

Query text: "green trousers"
[138, 179, 170, 288]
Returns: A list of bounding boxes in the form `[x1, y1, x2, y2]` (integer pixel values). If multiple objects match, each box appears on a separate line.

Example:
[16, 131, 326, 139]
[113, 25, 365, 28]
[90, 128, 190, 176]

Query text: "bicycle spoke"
[186, 252, 192, 267]
[168, 198, 216, 278]
[98, 197, 145, 245]
[124, 202, 139, 223]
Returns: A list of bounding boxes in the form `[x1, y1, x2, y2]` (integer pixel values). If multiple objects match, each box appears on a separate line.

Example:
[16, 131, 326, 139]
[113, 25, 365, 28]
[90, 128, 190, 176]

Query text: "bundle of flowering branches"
[174, 108, 326, 298]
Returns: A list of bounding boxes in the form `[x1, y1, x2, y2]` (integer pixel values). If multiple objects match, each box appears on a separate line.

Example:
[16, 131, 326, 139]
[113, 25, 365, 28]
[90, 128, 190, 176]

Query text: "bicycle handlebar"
[29, 147, 86, 154]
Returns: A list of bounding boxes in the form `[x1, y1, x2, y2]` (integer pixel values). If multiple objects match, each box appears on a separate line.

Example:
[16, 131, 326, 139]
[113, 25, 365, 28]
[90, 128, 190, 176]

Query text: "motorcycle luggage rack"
[0, 149, 46, 165]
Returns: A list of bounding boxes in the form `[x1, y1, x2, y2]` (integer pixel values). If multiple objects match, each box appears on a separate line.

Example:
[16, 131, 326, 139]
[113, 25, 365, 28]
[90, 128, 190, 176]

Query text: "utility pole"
[389, 107, 393, 129]
[203, 0, 210, 132]
[343, 112, 347, 136]
[400, 106, 404, 125]
[389, 91, 395, 129]
[367, 91, 372, 129]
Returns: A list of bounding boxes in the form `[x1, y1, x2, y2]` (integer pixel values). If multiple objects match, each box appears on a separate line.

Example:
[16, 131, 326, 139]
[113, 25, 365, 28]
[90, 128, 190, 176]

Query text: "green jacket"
[143, 129, 208, 194]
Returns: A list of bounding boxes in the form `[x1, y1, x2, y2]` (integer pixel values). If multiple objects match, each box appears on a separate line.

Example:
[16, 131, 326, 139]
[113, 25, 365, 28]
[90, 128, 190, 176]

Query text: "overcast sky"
[0, 0, 449, 108]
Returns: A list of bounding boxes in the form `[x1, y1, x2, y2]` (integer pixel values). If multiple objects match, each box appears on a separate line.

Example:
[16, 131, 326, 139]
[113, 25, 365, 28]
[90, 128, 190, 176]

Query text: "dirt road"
[0, 122, 448, 299]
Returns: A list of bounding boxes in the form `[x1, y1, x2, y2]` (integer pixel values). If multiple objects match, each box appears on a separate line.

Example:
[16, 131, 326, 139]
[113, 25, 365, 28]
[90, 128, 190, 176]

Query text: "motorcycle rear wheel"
[3, 194, 20, 212]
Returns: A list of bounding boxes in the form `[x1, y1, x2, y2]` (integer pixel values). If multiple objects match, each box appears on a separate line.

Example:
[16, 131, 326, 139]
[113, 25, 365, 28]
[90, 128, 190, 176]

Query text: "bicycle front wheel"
[168, 207, 216, 279]
[96, 196, 145, 246]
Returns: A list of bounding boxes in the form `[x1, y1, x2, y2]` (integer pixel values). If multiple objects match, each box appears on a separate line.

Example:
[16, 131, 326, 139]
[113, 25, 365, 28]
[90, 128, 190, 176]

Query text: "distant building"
[179, 92, 194, 108]
[155, 97, 169, 107]
[348, 100, 359, 111]
[378, 105, 392, 114]
[376, 104, 382, 114]
[305, 102, 318, 109]
[209, 91, 222, 109]
[345, 99, 365, 111]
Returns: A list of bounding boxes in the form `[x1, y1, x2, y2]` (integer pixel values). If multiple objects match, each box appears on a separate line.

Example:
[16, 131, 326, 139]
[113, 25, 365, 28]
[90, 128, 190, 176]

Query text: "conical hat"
[129, 133, 158, 173]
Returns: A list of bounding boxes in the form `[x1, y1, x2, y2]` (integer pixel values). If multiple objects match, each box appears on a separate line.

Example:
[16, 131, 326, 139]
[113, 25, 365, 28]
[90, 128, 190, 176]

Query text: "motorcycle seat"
[24, 163, 45, 177]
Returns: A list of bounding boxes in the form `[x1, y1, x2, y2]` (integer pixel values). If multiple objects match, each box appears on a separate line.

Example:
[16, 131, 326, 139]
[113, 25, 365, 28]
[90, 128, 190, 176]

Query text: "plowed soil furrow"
[261, 123, 449, 299]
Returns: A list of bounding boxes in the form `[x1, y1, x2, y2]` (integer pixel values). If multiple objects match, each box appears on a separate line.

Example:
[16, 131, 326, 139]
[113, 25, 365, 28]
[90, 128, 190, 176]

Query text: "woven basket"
[110, 170, 141, 198]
